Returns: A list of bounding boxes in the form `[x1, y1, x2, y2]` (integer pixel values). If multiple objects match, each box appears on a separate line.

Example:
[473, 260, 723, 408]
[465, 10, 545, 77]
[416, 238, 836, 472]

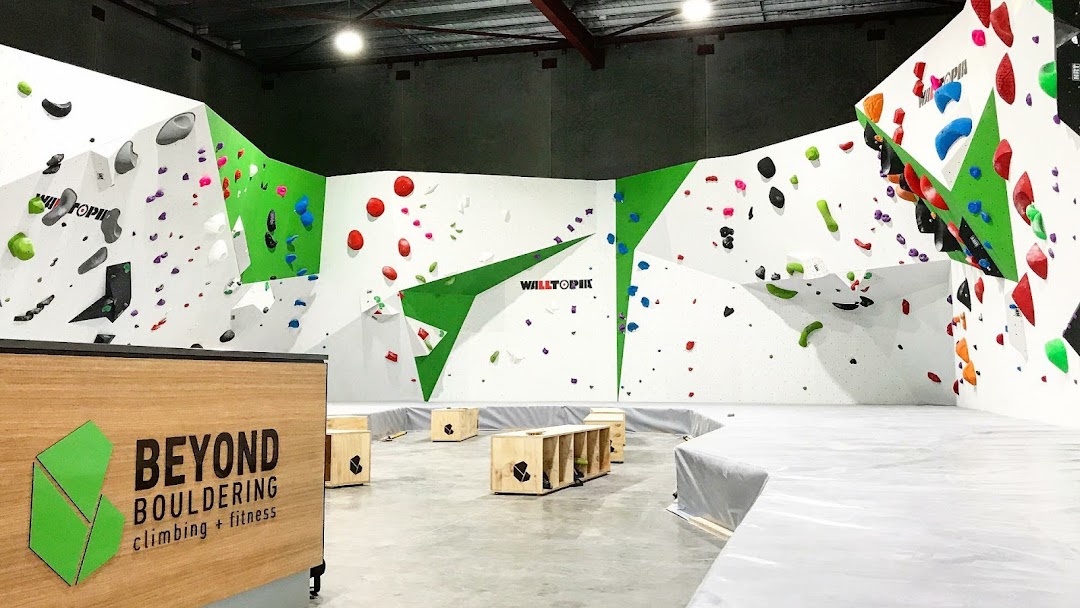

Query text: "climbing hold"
[288, 319, 300, 329]
[285, 253, 297, 265]
[617, 243, 628, 255]
[17, 81, 31, 95]
[613, 192, 625, 202]
[366, 197, 385, 218]
[972, 29, 986, 46]
[914, 61, 926, 78]
[902, 299, 910, 315]
[155, 112, 196, 145]
[199, 176, 213, 187]
[833, 302, 859, 311]
[734, 179, 746, 191]
[382, 266, 397, 281]
[347, 230, 364, 250]
[42, 188, 77, 226]
[786, 262, 804, 275]
[798, 321, 824, 347]
[385, 351, 399, 363]
[637, 260, 650, 270]
[904, 164, 922, 198]
[839, 141, 854, 151]
[995, 54, 1015, 105]
[686, 341, 695, 351]
[1012, 274, 1035, 325]
[1028, 206, 1046, 240]
[1013, 172, 1034, 223]
[1039, 62, 1057, 99]
[294, 196, 309, 215]
[1046, 339, 1069, 373]
[935, 118, 973, 160]
[935, 81, 962, 113]
[956, 338, 971, 364]
[265, 232, 278, 249]
[78, 247, 108, 275]
[789, 175, 798, 185]
[963, 362, 978, 386]
[757, 157, 776, 179]
[100, 209, 122, 244]
[722, 207, 734, 217]
[394, 176, 415, 197]
[805, 146, 820, 161]
[299, 211, 314, 227]
[115, 141, 138, 174]
[957, 279, 972, 311]
[993, 140, 1012, 180]
[276, 185, 288, 198]
[969, 166, 982, 180]
[398, 238, 411, 257]
[967, 200, 982, 214]
[862, 93, 884, 123]
[920, 176, 948, 210]
[971, 0, 991, 26]
[219, 330, 235, 343]
[927, 372, 942, 383]
[267, 210, 277, 233]
[7, 233, 34, 261]
[27, 196, 44, 214]
[854, 239, 871, 251]
[1026, 243, 1048, 279]
[41, 98, 72, 118]
[723, 307, 734, 317]
[989, 3, 1013, 47]
[755, 266, 766, 280]
[816, 200, 838, 232]
[629, 212, 640, 222]
[640, 297, 650, 308]
[489, 350, 500, 364]
[43, 153, 63, 175]
[892, 127, 904, 146]
[913, 80, 925, 98]
[766, 284, 798, 299]
[769, 187, 785, 209]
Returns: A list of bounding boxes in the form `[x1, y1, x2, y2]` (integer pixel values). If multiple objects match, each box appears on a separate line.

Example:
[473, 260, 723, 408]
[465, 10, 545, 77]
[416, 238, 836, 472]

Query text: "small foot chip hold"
[766, 284, 798, 299]
[1045, 338, 1069, 373]
[489, 350, 500, 364]
[100, 208, 122, 244]
[156, 112, 196, 145]
[798, 321, 824, 347]
[41, 98, 72, 118]
[78, 247, 109, 275]
[755, 265, 766, 280]
[219, 329, 236, 343]
[7, 232, 34, 261]
[816, 200, 838, 232]
[928, 372, 942, 383]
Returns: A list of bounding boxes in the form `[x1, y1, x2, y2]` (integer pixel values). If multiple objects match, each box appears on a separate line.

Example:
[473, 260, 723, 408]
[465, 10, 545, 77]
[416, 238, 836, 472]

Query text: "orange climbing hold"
[1012, 274, 1035, 325]
[956, 338, 971, 364]
[897, 189, 918, 202]
[990, 3, 1013, 47]
[996, 54, 1015, 104]
[1026, 243, 1048, 279]
[971, 0, 991, 27]
[863, 93, 884, 123]
[963, 362, 977, 386]
[974, 277, 984, 303]
[1013, 172, 1034, 224]
[993, 140, 1012, 180]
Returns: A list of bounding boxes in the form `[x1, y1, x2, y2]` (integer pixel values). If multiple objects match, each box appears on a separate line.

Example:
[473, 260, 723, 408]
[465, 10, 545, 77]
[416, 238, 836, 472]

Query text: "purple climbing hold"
[571, 305, 577, 313]
[908, 248, 919, 257]
[157, 299, 165, 306]
[525, 319, 532, 326]
[886, 186, 895, 197]
[150, 233, 158, 241]
[881, 214, 891, 223]
[897, 234, 907, 245]
[1026, 94, 1033, 106]
[543, 347, 549, 354]
[156, 189, 164, 198]
[919, 254, 929, 262]
[158, 167, 167, 174]
[874, 210, 883, 220]
[153, 255, 162, 264]
[554, 237, 563, 244]
[158, 212, 166, 220]
[182, 173, 190, 181]
[1050, 233, 1058, 243]
[1052, 167, 1059, 177]
[171, 268, 179, 274]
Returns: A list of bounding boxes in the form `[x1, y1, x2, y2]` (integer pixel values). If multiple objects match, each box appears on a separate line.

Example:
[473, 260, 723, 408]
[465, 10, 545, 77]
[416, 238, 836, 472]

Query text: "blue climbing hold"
[935, 81, 962, 113]
[286, 235, 299, 244]
[935, 118, 973, 160]
[969, 166, 982, 179]
[617, 243, 629, 255]
[627, 322, 639, 332]
[307, 274, 319, 281]
[629, 213, 640, 223]
[967, 200, 982, 214]
[294, 299, 307, 306]
[285, 253, 297, 264]
[640, 297, 650, 308]
[980, 211, 991, 223]
[637, 261, 650, 270]
[628, 285, 639, 296]
[296, 268, 308, 276]
[613, 192, 625, 203]
[984, 241, 993, 250]
[300, 210, 315, 227]
[606, 233, 615, 244]
[288, 319, 300, 328]
[294, 196, 309, 215]
[978, 259, 990, 270]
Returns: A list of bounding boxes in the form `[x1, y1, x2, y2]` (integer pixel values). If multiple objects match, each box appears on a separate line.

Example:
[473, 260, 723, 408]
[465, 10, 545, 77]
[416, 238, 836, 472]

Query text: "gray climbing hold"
[115, 141, 138, 174]
[41, 99, 72, 118]
[220, 329, 236, 343]
[101, 209, 122, 244]
[156, 112, 196, 145]
[78, 247, 108, 275]
[755, 266, 766, 280]
[42, 188, 77, 226]
[43, 153, 64, 175]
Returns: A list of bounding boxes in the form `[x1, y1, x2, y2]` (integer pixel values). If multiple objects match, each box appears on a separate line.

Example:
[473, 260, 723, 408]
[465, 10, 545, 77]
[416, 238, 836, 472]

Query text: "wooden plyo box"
[325, 430, 371, 487]
[431, 407, 479, 442]
[326, 415, 369, 431]
[585, 410, 626, 463]
[491, 424, 611, 495]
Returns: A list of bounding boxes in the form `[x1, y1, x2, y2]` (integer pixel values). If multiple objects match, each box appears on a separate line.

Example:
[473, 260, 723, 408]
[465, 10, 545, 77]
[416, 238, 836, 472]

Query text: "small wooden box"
[326, 415, 369, 431]
[325, 429, 371, 487]
[584, 412, 625, 463]
[491, 424, 610, 495]
[431, 407, 479, 442]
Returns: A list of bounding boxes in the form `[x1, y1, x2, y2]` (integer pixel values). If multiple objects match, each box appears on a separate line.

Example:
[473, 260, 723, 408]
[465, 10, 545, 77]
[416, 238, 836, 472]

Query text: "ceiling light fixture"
[335, 29, 363, 55]
[682, 0, 712, 22]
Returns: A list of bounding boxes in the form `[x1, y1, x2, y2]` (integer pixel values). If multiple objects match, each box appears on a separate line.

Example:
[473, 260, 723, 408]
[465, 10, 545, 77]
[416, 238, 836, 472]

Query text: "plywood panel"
[326, 416, 369, 431]
[0, 352, 326, 608]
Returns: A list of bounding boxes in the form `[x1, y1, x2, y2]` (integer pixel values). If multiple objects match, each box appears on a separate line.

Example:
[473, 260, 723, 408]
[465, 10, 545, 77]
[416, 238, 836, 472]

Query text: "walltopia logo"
[39, 193, 108, 222]
[29, 421, 124, 585]
[520, 279, 593, 291]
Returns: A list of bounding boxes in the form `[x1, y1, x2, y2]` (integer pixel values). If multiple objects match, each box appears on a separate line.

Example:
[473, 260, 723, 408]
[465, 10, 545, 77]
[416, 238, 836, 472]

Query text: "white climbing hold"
[425, 184, 438, 195]
[478, 251, 494, 263]
[208, 240, 228, 263]
[204, 212, 228, 235]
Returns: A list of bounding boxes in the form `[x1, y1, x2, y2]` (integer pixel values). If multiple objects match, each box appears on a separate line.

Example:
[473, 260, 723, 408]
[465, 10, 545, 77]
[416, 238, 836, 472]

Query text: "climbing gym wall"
[295, 172, 615, 402]
[614, 122, 956, 404]
[856, 0, 1080, 426]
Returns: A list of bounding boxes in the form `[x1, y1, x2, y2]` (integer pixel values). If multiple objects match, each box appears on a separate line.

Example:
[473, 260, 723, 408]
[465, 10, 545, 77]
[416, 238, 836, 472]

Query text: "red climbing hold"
[952, 380, 960, 395]
[928, 372, 942, 383]
[904, 164, 923, 198]
[223, 188, 231, 200]
[902, 299, 911, 315]
[946, 323, 954, 336]
[996, 54, 1015, 104]
[894, 108, 906, 124]
[993, 140, 1012, 180]
[996, 333, 1004, 345]
[854, 239, 872, 250]
[417, 327, 429, 340]
[1012, 274, 1035, 325]
[677, 254, 685, 261]
[913, 80, 924, 98]
[367, 197, 386, 218]
[234, 169, 241, 182]
[1026, 243, 1048, 279]
[222, 176, 230, 189]
[914, 61, 926, 79]
[971, 0, 991, 27]
[382, 266, 398, 281]
[237, 148, 245, 159]
[705, 176, 718, 183]
[385, 351, 398, 363]
[394, 176, 415, 197]
[839, 141, 854, 151]
[920, 176, 948, 210]
[686, 341, 695, 351]
[347, 230, 364, 251]
[990, 3, 1013, 47]
[974, 277, 984, 303]
[398, 238, 411, 257]
[893, 127, 904, 145]
[1013, 172, 1034, 224]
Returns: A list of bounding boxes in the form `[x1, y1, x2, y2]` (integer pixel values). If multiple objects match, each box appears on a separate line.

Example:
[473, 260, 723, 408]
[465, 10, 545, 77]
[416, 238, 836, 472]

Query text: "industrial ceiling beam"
[528, 0, 604, 69]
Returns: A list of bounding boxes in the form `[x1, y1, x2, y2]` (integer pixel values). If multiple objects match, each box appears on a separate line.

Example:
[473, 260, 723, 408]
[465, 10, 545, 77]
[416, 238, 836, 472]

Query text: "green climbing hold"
[1046, 338, 1069, 373]
[1039, 62, 1057, 99]
[1028, 205, 1047, 240]
[766, 284, 798, 299]
[789, 175, 799, 185]
[816, 200, 838, 232]
[28, 196, 45, 214]
[863, 271, 872, 279]
[786, 262, 804, 275]
[846, 271, 856, 281]
[17, 81, 31, 96]
[489, 350, 499, 364]
[415, 275, 427, 283]
[799, 321, 824, 347]
[428, 261, 438, 273]
[7, 232, 34, 261]
[574, 457, 588, 467]
[805, 147, 820, 161]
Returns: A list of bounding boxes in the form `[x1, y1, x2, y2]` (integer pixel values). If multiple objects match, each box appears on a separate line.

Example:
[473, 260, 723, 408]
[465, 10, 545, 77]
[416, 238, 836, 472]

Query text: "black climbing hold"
[769, 187, 785, 209]
[1064, 301, 1080, 356]
[720, 226, 733, 238]
[770, 273, 781, 281]
[748, 207, 754, 220]
[881, 144, 903, 176]
[859, 296, 875, 307]
[220, 329, 236, 343]
[850, 358, 858, 364]
[863, 121, 882, 150]
[41, 99, 72, 118]
[915, 202, 937, 234]
[267, 210, 277, 233]
[832, 302, 859, 311]
[956, 278, 972, 311]
[755, 266, 766, 280]
[43, 153, 64, 175]
[722, 236, 734, 250]
[94, 334, 115, 344]
[443, 424, 454, 435]
[190, 344, 204, 349]
[723, 306, 734, 317]
[934, 219, 963, 253]
[757, 157, 776, 179]
[543, 472, 552, 490]
[70, 262, 131, 323]
[513, 461, 531, 482]
[265, 232, 278, 249]
[14, 313, 33, 322]
[349, 455, 363, 475]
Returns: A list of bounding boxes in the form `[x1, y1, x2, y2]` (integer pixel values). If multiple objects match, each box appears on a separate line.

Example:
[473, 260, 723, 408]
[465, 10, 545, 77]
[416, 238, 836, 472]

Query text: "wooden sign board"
[0, 349, 326, 607]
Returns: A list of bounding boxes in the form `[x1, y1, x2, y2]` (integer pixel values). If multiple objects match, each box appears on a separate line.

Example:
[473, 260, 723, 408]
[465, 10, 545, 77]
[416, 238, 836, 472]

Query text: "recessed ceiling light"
[682, 0, 712, 22]
[334, 29, 363, 56]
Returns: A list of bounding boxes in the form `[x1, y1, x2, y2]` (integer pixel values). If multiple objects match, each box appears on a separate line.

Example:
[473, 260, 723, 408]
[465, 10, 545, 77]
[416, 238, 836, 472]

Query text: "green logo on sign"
[30, 421, 124, 585]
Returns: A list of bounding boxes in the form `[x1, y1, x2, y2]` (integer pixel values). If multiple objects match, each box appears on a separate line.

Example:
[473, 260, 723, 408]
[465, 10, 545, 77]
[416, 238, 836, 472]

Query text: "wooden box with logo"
[324, 430, 371, 487]
[490, 425, 610, 495]
[430, 407, 479, 442]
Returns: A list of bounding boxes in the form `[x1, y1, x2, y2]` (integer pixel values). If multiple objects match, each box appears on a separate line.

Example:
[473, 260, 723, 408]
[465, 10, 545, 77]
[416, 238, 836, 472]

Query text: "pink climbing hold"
[276, 185, 288, 198]
[972, 29, 986, 46]
[1026, 243, 1048, 279]
[1012, 274, 1035, 325]
[412, 220, 421, 227]
[394, 175, 415, 197]
[723, 207, 734, 217]
[398, 238, 411, 257]
[930, 75, 942, 90]
[367, 197, 385, 218]
[198, 176, 212, 187]
[734, 179, 747, 191]
[347, 230, 364, 251]
[425, 232, 433, 240]
[216, 156, 227, 168]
